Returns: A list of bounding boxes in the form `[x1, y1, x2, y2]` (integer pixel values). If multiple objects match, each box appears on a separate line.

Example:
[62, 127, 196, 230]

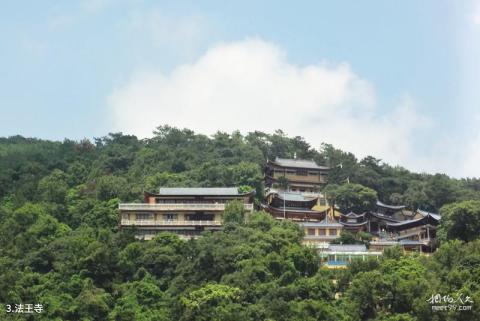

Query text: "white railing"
[119, 203, 253, 211]
[121, 220, 223, 226]
[303, 235, 339, 239]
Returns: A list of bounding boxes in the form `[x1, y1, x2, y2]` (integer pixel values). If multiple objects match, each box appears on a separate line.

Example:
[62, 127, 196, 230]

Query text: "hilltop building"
[368, 201, 411, 234]
[119, 187, 254, 240]
[261, 191, 329, 221]
[369, 206, 441, 252]
[339, 212, 368, 232]
[263, 157, 339, 247]
[264, 157, 329, 193]
[301, 218, 343, 248]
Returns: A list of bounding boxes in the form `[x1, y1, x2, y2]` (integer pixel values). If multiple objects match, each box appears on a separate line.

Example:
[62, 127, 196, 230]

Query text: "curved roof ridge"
[376, 200, 406, 210]
[271, 157, 329, 170]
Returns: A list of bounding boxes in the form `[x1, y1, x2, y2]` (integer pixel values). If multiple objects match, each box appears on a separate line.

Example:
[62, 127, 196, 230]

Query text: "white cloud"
[108, 38, 434, 172]
[20, 36, 48, 56]
[81, 0, 111, 12]
[48, 14, 75, 29]
[460, 115, 480, 177]
[126, 8, 209, 58]
[473, 0, 480, 25]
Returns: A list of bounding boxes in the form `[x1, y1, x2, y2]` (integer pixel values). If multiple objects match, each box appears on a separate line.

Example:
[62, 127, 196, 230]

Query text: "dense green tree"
[324, 183, 377, 213]
[403, 181, 429, 210]
[438, 200, 480, 242]
[95, 175, 128, 201]
[223, 200, 246, 225]
[37, 169, 69, 204]
[180, 283, 242, 321]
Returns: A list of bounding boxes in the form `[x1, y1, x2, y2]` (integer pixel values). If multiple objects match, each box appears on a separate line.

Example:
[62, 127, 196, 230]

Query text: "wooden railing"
[303, 234, 339, 239]
[121, 220, 223, 226]
[119, 203, 254, 211]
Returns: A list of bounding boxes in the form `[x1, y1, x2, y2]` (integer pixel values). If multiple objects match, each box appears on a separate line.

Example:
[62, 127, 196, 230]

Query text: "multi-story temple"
[264, 157, 329, 193]
[368, 201, 411, 234]
[261, 191, 329, 221]
[263, 157, 350, 248]
[339, 212, 368, 232]
[119, 187, 254, 240]
[261, 184, 341, 246]
[384, 210, 440, 251]
[368, 204, 441, 252]
[117, 157, 442, 256]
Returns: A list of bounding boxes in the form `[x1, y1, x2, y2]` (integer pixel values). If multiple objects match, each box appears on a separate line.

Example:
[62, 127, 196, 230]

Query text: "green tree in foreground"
[223, 200, 246, 225]
[439, 200, 480, 242]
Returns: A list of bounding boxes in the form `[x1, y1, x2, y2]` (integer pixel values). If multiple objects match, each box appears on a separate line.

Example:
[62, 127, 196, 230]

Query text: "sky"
[1, 0, 480, 178]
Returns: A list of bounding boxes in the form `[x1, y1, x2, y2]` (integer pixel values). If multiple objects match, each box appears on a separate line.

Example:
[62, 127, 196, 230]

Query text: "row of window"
[155, 199, 240, 204]
[274, 169, 323, 176]
[135, 230, 203, 240]
[136, 213, 153, 220]
[307, 228, 338, 236]
[128, 212, 216, 221]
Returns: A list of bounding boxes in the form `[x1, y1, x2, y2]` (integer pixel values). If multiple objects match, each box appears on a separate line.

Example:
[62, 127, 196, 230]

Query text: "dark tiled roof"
[340, 221, 368, 227]
[387, 212, 440, 227]
[273, 158, 329, 170]
[263, 204, 326, 214]
[369, 212, 402, 222]
[300, 218, 343, 228]
[328, 244, 367, 252]
[399, 239, 424, 246]
[275, 192, 317, 202]
[417, 209, 441, 220]
[376, 201, 406, 210]
[159, 187, 240, 196]
[342, 211, 366, 218]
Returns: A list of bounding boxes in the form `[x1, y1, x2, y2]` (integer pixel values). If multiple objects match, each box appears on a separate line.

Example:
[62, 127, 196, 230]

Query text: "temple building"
[301, 218, 343, 248]
[339, 212, 368, 232]
[264, 157, 329, 193]
[261, 158, 442, 253]
[375, 201, 406, 217]
[369, 209, 441, 252]
[119, 187, 254, 240]
[261, 191, 329, 221]
[385, 210, 440, 251]
[367, 201, 410, 235]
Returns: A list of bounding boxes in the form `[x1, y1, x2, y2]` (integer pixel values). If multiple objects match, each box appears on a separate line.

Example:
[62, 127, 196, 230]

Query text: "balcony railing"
[119, 203, 254, 211]
[121, 219, 223, 226]
[303, 234, 339, 240]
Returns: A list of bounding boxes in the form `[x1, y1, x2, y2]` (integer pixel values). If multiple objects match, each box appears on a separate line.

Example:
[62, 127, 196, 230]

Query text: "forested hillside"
[1, 125, 480, 320]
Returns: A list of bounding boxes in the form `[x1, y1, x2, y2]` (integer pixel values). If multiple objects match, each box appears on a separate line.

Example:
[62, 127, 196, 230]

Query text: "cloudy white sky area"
[1, 1, 480, 178]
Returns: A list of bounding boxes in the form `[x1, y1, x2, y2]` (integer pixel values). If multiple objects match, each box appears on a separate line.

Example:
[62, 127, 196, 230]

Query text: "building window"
[329, 229, 337, 236]
[307, 228, 315, 236]
[296, 169, 308, 176]
[318, 229, 326, 235]
[136, 213, 153, 221]
[163, 213, 178, 221]
[122, 213, 129, 220]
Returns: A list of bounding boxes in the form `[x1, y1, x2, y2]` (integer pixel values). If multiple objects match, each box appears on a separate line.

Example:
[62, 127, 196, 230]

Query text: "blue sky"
[1, 0, 480, 177]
